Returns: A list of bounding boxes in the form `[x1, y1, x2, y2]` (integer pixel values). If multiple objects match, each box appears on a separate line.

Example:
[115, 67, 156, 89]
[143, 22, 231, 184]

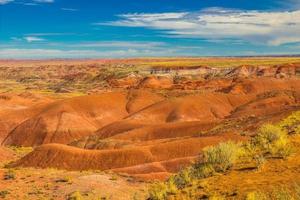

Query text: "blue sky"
[0, 0, 300, 58]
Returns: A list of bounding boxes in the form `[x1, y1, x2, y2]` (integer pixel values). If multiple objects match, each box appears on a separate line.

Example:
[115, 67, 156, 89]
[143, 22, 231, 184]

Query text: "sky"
[0, 0, 300, 58]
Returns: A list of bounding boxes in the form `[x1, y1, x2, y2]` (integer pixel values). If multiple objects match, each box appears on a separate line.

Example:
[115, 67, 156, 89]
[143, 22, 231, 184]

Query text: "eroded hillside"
[0, 58, 300, 199]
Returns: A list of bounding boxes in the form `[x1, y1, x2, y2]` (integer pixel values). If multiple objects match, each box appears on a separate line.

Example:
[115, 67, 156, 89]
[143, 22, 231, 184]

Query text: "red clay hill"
[1, 60, 300, 180]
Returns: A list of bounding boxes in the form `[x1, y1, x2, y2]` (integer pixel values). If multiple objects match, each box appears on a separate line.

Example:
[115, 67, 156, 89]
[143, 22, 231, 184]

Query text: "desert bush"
[193, 163, 215, 179]
[208, 194, 225, 200]
[203, 141, 241, 172]
[166, 177, 179, 195]
[254, 124, 293, 158]
[67, 191, 83, 200]
[57, 175, 73, 183]
[148, 182, 169, 200]
[295, 183, 300, 199]
[246, 191, 268, 200]
[4, 169, 16, 180]
[172, 167, 193, 189]
[8, 146, 33, 158]
[0, 190, 10, 198]
[278, 111, 300, 135]
[246, 186, 300, 200]
[109, 174, 118, 181]
[272, 187, 295, 200]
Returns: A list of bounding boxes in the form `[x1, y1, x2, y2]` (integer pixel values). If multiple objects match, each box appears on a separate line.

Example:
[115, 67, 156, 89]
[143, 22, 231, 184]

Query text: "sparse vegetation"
[246, 185, 300, 200]
[148, 112, 300, 200]
[0, 190, 10, 198]
[148, 141, 242, 200]
[202, 141, 242, 172]
[67, 191, 83, 200]
[8, 146, 33, 158]
[109, 174, 118, 181]
[253, 124, 293, 158]
[246, 191, 268, 200]
[278, 111, 300, 135]
[148, 182, 169, 200]
[3, 169, 16, 180]
[1, 59, 300, 200]
[57, 176, 73, 184]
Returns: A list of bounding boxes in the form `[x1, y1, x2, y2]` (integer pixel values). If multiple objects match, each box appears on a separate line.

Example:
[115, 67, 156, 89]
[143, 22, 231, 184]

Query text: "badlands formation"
[0, 58, 300, 199]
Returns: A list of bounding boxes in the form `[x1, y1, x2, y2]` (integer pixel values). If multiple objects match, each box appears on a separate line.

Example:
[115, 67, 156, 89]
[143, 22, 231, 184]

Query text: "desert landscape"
[2, 0, 300, 199]
[0, 57, 300, 199]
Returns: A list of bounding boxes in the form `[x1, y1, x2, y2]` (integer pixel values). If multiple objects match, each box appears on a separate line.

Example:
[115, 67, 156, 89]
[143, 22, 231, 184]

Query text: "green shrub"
[209, 194, 225, 200]
[148, 182, 168, 200]
[254, 124, 293, 158]
[253, 155, 266, 169]
[166, 177, 178, 195]
[272, 187, 294, 200]
[278, 111, 300, 135]
[246, 186, 300, 200]
[172, 168, 193, 189]
[246, 191, 268, 200]
[294, 184, 300, 199]
[193, 163, 215, 179]
[0, 190, 10, 198]
[57, 176, 73, 183]
[4, 169, 16, 180]
[67, 191, 83, 200]
[109, 174, 118, 181]
[203, 141, 241, 172]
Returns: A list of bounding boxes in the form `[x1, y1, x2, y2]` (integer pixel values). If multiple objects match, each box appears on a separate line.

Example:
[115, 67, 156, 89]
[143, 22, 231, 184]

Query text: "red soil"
[3, 92, 129, 146]
[224, 78, 300, 95]
[126, 89, 164, 113]
[125, 93, 252, 123]
[0, 147, 13, 162]
[137, 76, 173, 89]
[0, 93, 53, 143]
[13, 132, 245, 174]
[2, 66, 300, 179]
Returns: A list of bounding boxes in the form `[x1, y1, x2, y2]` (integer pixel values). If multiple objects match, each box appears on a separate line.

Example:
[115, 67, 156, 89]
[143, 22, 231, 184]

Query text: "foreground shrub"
[3, 169, 16, 180]
[209, 194, 225, 200]
[172, 167, 193, 189]
[0, 190, 10, 198]
[254, 124, 293, 158]
[272, 187, 294, 200]
[148, 182, 168, 200]
[193, 163, 215, 179]
[67, 191, 83, 200]
[203, 141, 241, 172]
[278, 111, 300, 135]
[246, 191, 268, 200]
[246, 185, 300, 200]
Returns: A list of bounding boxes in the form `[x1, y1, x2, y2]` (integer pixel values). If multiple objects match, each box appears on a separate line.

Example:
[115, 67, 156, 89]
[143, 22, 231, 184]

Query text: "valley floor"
[0, 151, 147, 200]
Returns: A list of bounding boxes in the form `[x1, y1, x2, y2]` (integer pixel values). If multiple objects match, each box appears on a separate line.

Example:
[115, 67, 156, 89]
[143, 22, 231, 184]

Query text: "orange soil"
[198, 135, 300, 199]
[2, 92, 129, 146]
[13, 132, 244, 173]
[1, 64, 300, 179]
[0, 147, 13, 162]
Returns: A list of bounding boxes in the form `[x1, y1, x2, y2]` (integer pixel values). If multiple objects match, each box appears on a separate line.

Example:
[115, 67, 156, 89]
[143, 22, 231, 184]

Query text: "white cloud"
[33, 0, 54, 3]
[0, 48, 179, 59]
[100, 8, 300, 46]
[24, 36, 45, 42]
[69, 41, 166, 48]
[0, 0, 54, 5]
[22, 3, 38, 6]
[61, 8, 78, 11]
[25, 32, 75, 36]
[0, 0, 13, 5]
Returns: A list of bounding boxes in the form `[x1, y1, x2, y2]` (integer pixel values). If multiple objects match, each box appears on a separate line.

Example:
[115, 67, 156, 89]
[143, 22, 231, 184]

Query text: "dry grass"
[139, 57, 300, 68]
